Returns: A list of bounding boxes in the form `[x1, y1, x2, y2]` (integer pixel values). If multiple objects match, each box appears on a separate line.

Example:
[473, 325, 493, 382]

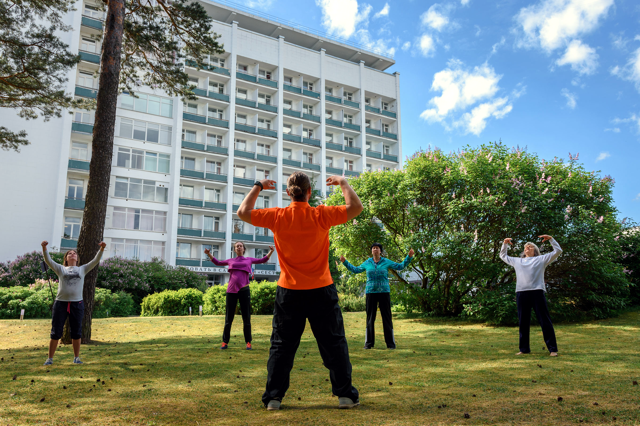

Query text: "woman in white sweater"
[500, 235, 562, 357]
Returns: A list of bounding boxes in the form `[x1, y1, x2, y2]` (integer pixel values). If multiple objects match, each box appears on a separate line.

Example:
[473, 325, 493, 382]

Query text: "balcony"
[176, 258, 201, 267]
[283, 133, 302, 143]
[235, 122, 256, 134]
[79, 50, 100, 64]
[193, 88, 207, 97]
[185, 60, 231, 76]
[302, 137, 321, 147]
[234, 148, 256, 159]
[343, 145, 361, 155]
[206, 92, 230, 102]
[302, 162, 321, 172]
[183, 112, 207, 124]
[207, 117, 229, 128]
[64, 197, 85, 210]
[344, 100, 360, 109]
[303, 89, 320, 99]
[326, 95, 342, 104]
[204, 201, 226, 210]
[257, 103, 277, 113]
[233, 204, 240, 213]
[181, 140, 205, 151]
[236, 71, 257, 83]
[205, 172, 227, 182]
[382, 131, 398, 140]
[206, 145, 228, 155]
[344, 122, 361, 131]
[255, 263, 276, 270]
[326, 118, 343, 127]
[75, 85, 98, 99]
[283, 108, 301, 118]
[178, 227, 202, 237]
[255, 235, 274, 243]
[326, 166, 343, 175]
[71, 122, 93, 134]
[232, 232, 253, 241]
[236, 97, 257, 108]
[210, 66, 230, 76]
[203, 230, 226, 239]
[81, 15, 103, 30]
[344, 170, 360, 177]
[283, 83, 302, 94]
[61, 238, 77, 249]
[258, 77, 277, 88]
[366, 105, 381, 114]
[283, 158, 301, 167]
[366, 127, 381, 136]
[256, 153, 277, 163]
[180, 168, 205, 179]
[383, 154, 398, 162]
[68, 159, 90, 171]
[257, 127, 277, 138]
[302, 113, 321, 123]
[366, 150, 382, 159]
[179, 197, 204, 208]
[326, 142, 343, 151]
[381, 110, 397, 119]
[234, 177, 255, 186]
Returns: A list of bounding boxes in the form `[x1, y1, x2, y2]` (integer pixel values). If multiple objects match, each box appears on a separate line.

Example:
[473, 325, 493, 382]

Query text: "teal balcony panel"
[206, 145, 228, 155]
[326, 166, 343, 175]
[207, 117, 229, 128]
[382, 131, 398, 140]
[303, 89, 320, 99]
[366, 150, 382, 159]
[204, 201, 226, 210]
[232, 233, 254, 241]
[180, 168, 205, 179]
[75, 86, 97, 99]
[344, 100, 360, 108]
[283, 84, 302, 94]
[282, 184, 287, 191]
[68, 159, 90, 171]
[344, 122, 361, 131]
[344, 170, 360, 177]
[302, 113, 321, 123]
[234, 177, 255, 186]
[233, 204, 240, 213]
[326, 142, 343, 151]
[236, 72, 257, 83]
[383, 154, 398, 162]
[255, 236, 275, 244]
[71, 122, 93, 134]
[234, 149, 255, 159]
[61, 239, 77, 249]
[381, 110, 397, 118]
[254, 263, 276, 270]
[344, 146, 361, 155]
[283, 159, 301, 167]
[283, 133, 302, 143]
[178, 228, 202, 237]
[283, 109, 301, 118]
[258, 78, 277, 88]
[179, 198, 203, 208]
[176, 258, 201, 267]
[256, 154, 277, 163]
[183, 112, 206, 124]
[185, 59, 198, 67]
[81, 16, 103, 30]
[258, 103, 277, 113]
[366, 105, 381, 114]
[236, 98, 257, 108]
[235, 123, 256, 133]
[326, 95, 342, 104]
[64, 198, 85, 210]
[203, 230, 226, 239]
[79, 51, 100, 64]
[210, 66, 230, 76]
[326, 118, 343, 127]
[193, 88, 207, 97]
[182, 141, 205, 151]
[257, 128, 277, 138]
[302, 137, 321, 147]
[366, 128, 381, 136]
[303, 163, 321, 172]
[205, 173, 227, 182]
[206, 92, 230, 102]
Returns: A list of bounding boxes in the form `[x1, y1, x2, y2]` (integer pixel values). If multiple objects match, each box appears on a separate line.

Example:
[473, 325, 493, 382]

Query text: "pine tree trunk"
[77, 0, 125, 344]
[61, 318, 71, 345]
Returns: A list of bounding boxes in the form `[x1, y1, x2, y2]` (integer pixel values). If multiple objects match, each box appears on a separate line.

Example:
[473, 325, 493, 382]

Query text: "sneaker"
[266, 400, 281, 411]
[338, 397, 360, 409]
[363, 346, 372, 350]
[73, 357, 83, 364]
[246, 343, 252, 350]
[220, 343, 228, 350]
[43, 358, 53, 366]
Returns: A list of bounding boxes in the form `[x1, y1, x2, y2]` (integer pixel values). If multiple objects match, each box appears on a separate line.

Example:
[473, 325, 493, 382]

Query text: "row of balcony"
[176, 257, 276, 269]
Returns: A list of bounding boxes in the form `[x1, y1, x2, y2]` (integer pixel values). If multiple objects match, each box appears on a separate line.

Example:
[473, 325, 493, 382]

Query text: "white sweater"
[500, 238, 563, 292]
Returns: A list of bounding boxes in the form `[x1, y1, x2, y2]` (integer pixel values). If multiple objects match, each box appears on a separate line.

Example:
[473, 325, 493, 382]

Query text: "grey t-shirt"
[499, 238, 563, 292]
[43, 249, 103, 302]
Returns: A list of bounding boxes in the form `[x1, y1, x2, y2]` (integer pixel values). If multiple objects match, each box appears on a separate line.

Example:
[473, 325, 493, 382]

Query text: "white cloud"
[611, 33, 630, 50]
[514, 0, 614, 51]
[561, 88, 577, 109]
[490, 36, 506, 56]
[418, 34, 436, 57]
[474, 25, 482, 37]
[556, 40, 599, 74]
[512, 83, 527, 99]
[612, 113, 640, 133]
[243, 0, 274, 10]
[316, 0, 372, 39]
[421, 4, 452, 32]
[355, 29, 396, 57]
[420, 60, 515, 135]
[401, 41, 411, 51]
[635, 35, 640, 41]
[596, 152, 610, 162]
[604, 127, 621, 133]
[373, 2, 389, 19]
[610, 48, 640, 92]
[461, 0, 471, 5]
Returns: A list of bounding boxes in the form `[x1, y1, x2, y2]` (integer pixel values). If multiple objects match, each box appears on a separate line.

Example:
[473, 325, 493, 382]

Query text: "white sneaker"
[338, 397, 360, 409]
[43, 358, 53, 366]
[73, 357, 83, 364]
[266, 400, 281, 411]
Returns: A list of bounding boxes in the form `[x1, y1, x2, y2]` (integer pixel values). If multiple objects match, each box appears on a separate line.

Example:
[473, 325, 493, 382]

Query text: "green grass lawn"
[1, 311, 639, 425]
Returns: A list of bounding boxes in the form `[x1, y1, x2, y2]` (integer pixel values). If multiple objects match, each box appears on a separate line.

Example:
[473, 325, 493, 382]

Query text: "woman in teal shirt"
[341, 243, 414, 349]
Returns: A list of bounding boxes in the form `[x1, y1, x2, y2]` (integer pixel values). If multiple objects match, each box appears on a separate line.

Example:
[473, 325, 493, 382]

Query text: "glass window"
[325, 87, 332, 95]
[384, 145, 390, 155]
[283, 124, 292, 134]
[344, 114, 353, 124]
[147, 96, 161, 115]
[77, 71, 95, 88]
[144, 152, 158, 172]
[159, 125, 172, 145]
[132, 149, 144, 169]
[303, 128, 313, 138]
[206, 160, 221, 174]
[257, 143, 270, 155]
[234, 139, 246, 151]
[232, 219, 244, 234]
[366, 164, 372, 171]
[303, 81, 314, 91]
[382, 102, 389, 111]
[64, 217, 81, 239]
[284, 76, 293, 84]
[80, 37, 96, 53]
[115, 177, 128, 198]
[303, 104, 313, 115]
[177, 242, 191, 259]
[234, 165, 246, 178]
[178, 213, 193, 228]
[256, 169, 270, 180]
[304, 152, 313, 164]
[366, 141, 371, 150]
[117, 147, 131, 168]
[326, 157, 333, 167]
[181, 156, 196, 170]
[259, 70, 272, 79]
[365, 97, 371, 105]
[345, 92, 353, 101]
[233, 192, 245, 205]
[208, 107, 223, 119]
[142, 179, 155, 201]
[147, 123, 159, 143]
[207, 133, 222, 147]
[236, 114, 247, 124]
[183, 129, 196, 142]
[70, 142, 88, 160]
[120, 94, 134, 110]
[258, 93, 271, 105]
[119, 118, 133, 138]
[344, 136, 354, 147]
[256, 195, 270, 209]
[383, 123, 390, 132]
[184, 103, 198, 114]
[283, 100, 292, 110]
[74, 111, 94, 124]
[209, 81, 224, 94]
[326, 133, 333, 142]
[258, 118, 271, 129]
[205, 188, 220, 202]
[161, 98, 173, 118]
[134, 93, 148, 113]
[325, 110, 332, 120]
[283, 148, 292, 160]
[67, 179, 84, 199]
[112, 207, 126, 229]
[237, 64, 248, 72]
[133, 121, 146, 140]
[346, 160, 354, 171]
[180, 185, 194, 199]
[236, 88, 247, 100]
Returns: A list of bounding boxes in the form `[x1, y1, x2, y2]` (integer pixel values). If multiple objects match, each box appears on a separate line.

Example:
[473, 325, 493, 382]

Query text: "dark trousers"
[365, 292, 395, 349]
[262, 284, 359, 405]
[516, 290, 558, 353]
[222, 287, 252, 344]
[50, 300, 84, 340]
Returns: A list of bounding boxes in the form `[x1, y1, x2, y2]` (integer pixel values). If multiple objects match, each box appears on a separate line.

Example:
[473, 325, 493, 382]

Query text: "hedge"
[140, 288, 205, 316]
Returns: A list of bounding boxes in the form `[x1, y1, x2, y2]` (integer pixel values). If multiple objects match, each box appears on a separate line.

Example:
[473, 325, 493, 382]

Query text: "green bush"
[93, 288, 137, 318]
[203, 284, 227, 315]
[339, 293, 366, 312]
[140, 288, 205, 316]
[202, 281, 278, 315]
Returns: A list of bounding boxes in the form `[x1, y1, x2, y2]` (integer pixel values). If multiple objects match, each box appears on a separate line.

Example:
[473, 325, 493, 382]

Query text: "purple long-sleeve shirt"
[209, 255, 270, 293]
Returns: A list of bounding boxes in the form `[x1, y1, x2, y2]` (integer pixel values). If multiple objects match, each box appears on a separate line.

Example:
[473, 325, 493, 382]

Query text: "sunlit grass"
[1, 311, 639, 425]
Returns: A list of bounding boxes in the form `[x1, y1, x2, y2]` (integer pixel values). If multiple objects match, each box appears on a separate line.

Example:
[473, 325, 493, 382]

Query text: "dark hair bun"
[290, 185, 302, 196]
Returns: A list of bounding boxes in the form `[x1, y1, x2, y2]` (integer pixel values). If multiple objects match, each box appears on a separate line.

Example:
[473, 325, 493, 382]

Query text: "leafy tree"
[0, 0, 90, 151]
[76, 0, 223, 342]
[327, 143, 632, 323]
[619, 225, 640, 306]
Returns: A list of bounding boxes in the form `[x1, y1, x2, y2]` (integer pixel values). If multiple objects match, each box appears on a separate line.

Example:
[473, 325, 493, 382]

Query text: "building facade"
[0, 0, 402, 285]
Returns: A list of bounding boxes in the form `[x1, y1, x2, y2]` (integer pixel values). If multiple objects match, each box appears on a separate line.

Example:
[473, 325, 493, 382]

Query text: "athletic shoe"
[387, 347, 396, 350]
[73, 357, 83, 364]
[338, 397, 360, 409]
[220, 343, 228, 350]
[43, 358, 53, 366]
[266, 400, 281, 411]
[246, 343, 252, 350]
[363, 346, 372, 350]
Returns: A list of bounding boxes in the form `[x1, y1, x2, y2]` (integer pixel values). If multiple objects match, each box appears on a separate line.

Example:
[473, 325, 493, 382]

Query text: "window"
[344, 92, 353, 101]
[234, 139, 246, 151]
[115, 177, 168, 202]
[257, 143, 270, 156]
[382, 102, 389, 111]
[366, 164, 372, 171]
[119, 118, 172, 145]
[110, 239, 165, 261]
[209, 57, 226, 68]
[283, 99, 293, 110]
[344, 136, 354, 147]
[182, 129, 197, 142]
[366, 141, 371, 151]
[384, 145, 390, 155]
[184, 103, 198, 114]
[234, 165, 246, 178]
[233, 192, 245, 205]
[74, 111, 94, 124]
[284, 76, 293, 85]
[176, 242, 191, 259]
[180, 156, 196, 170]
[303, 128, 313, 138]
[365, 119, 371, 128]
[256, 169, 270, 180]
[326, 133, 333, 142]
[237, 64, 248, 72]
[346, 160, 354, 171]
[116, 148, 142, 169]
[235, 113, 247, 124]
[325, 110, 333, 120]
[205, 188, 220, 203]
[203, 216, 220, 232]
[383, 123, 390, 132]
[259, 69, 272, 80]
[303, 152, 313, 164]
[256, 195, 270, 209]
[80, 37, 96, 53]
[255, 248, 270, 258]
[77, 70, 96, 88]
[67, 179, 84, 199]
[208, 107, 223, 119]
[180, 185, 194, 199]
[258, 118, 271, 130]
[325, 87, 332, 95]
[282, 124, 292, 134]
[232, 219, 245, 234]
[344, 114, 353, 124]
[206, 160, 222, 174]
[207, 133, 223, 147]
[258, 93, 271, 105]
[188, 76, 199, 87]
[120, 93, 173, 117]
[70, 142, 88, 160]
[365, 97, 371, 105]
[144, 152, 170, 173]
[178, 213, 193, 229]
[326, 157, 334, 167]
[303, 81, 314, 91]
[112, 207, 166, 232]
[64, 217, 81, 239]
[303, 104, 314, 115]
[83, 4, 103, 19]
[209, 81, 224, 94]
[283, 148, 292, 160]
[236, 88, 247, 100]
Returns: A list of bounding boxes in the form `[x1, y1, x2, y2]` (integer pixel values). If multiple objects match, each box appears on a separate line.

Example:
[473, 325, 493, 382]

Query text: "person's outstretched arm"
[538, 235, 563, 266]
[237, 179, 277, 224]
[389, 248, 415, 270]
[340, 255, 366, 274]
[204, 249, 229, 266]
[499, 238, 517, 266]
[249, 246, 276, 265]
[81, 242, 106, 273]
[41, 241, 64, 276]
[326, 175, 363, 221]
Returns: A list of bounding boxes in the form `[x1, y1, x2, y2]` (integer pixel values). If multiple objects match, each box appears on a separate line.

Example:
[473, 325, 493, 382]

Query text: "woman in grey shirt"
[42, 240, 105, 365]
[500, 235, 562, 357]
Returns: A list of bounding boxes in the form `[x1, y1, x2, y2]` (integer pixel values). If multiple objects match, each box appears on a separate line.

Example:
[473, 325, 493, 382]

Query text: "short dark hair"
[371, 243, 383, 251]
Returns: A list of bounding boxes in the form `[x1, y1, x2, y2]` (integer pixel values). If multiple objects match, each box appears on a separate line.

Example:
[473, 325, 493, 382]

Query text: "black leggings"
[222, 287, 252, 344]
[517, 290, 558, 353]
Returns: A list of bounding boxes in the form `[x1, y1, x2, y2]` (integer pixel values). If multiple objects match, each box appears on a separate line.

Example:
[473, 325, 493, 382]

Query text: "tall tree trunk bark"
[77, 0, 125, 344]
[61, 318, 71, 345]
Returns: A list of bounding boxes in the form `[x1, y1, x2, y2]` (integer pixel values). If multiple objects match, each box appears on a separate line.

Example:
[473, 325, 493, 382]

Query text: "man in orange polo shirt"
[237, 171, 363, 410]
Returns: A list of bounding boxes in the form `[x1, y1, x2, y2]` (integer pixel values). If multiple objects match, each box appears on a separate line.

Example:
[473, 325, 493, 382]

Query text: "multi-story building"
[0, 0, 402, 285]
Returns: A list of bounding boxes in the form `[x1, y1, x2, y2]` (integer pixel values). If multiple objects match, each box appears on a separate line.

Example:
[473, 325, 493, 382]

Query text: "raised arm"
[80, 242, 106, 273]
[389, 249, 414, 271]
[249, 245, 275, 264]
[326, 175, 363, 221]
[204, 249, 230, 266]
[41, 241, 64, 276]
[539, 235, 563, 266]
[341, 255, 366, 274]
[237, 179, 277, 224]
[499, 238, 517, 267]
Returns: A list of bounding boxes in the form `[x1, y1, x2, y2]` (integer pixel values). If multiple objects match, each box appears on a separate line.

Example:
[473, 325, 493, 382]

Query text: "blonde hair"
[521, 242, 541, 258]
[63, 250, 80, 266]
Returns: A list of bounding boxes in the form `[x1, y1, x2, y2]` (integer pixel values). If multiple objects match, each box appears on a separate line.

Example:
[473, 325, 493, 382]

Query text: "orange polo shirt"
[251, 202, 347, 290]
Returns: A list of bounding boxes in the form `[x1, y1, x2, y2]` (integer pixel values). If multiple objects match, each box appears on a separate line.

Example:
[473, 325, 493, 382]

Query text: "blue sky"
[235, 0, 640, 221]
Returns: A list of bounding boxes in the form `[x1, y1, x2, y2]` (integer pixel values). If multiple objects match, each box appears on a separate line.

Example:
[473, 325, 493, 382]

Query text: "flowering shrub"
[0, 251, 64, 287]
[96, 257, 149, 306]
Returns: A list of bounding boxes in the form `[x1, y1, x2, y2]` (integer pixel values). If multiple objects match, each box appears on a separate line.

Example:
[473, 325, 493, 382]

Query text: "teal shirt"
[343, 255, 413, 294]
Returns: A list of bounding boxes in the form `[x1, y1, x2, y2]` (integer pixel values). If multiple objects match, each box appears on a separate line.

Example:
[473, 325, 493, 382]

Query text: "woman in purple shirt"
[205, 241, 275, 350]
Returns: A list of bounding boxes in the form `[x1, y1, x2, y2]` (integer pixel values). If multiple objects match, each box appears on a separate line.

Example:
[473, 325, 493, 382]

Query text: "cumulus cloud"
[401, 41, 411, 51]
[604, 127, 621, 133]
[461, 0, 471, 5]
[561, 88, 577, 108]
[355, 29, 396, 57]
[374, 2, 389, 18]
[514, 0, 614, 51]
[610, 48, 640, 92]
[244, 0, 274, 10]
[556, 40, 599, 74]
[316, 0, 372, 39]
[418, 34, 436, 57]
[596, 152, 610, 162]
[420, 60, 515, 135]
[421, 4, 454, 32]
[612, 113, 640, 133]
